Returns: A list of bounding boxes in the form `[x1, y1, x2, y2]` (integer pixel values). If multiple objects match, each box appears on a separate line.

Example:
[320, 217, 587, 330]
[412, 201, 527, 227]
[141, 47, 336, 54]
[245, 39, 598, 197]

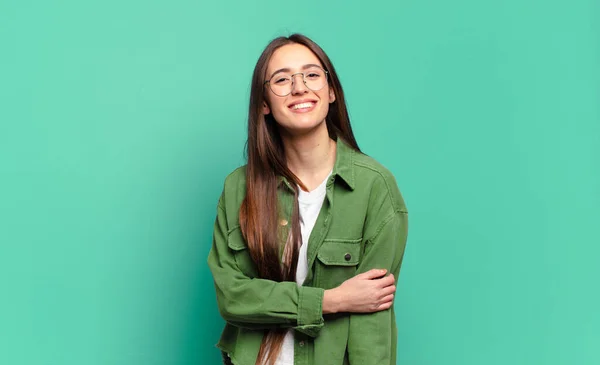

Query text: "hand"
[323, 269, 396, 314]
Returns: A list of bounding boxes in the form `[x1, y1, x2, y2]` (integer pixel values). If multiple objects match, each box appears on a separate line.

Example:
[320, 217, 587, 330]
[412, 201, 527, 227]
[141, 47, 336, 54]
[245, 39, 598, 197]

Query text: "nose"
[290, 73, 308, 95]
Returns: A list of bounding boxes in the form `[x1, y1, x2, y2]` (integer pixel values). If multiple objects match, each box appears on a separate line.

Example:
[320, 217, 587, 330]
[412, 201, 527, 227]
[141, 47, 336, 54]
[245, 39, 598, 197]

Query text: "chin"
[273, 110, 328, 133]
[288, 121, 328, 136]
[292, 112, 328, 125]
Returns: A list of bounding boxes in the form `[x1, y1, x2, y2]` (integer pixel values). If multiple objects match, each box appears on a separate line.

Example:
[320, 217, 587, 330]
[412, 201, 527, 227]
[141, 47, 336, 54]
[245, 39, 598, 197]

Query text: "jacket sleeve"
[347, 210, 408, 365]
[207, 195, 325, 337]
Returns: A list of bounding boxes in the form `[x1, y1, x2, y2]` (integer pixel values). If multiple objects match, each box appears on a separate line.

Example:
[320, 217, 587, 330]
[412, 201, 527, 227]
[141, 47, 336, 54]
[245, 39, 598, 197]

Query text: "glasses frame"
[264, 66, 329, 97]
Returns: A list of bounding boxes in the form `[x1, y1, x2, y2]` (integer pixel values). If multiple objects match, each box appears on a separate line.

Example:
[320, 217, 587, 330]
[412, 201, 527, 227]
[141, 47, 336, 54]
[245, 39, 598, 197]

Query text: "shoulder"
[352, 152, 407, 214]
[223, 165, 247, 188]
[353, 152, 397, 186]
[218, 165, 247, 213]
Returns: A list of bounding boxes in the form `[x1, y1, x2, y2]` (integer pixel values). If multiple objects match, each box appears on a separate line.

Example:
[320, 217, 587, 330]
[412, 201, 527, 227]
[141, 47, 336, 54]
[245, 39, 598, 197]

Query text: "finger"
[376, 299, 393, 311]
[375, 273, 395, 288]
[380, 285, 396, 297]
[356, 269, 387, 280]
[379, 294, 394, 304]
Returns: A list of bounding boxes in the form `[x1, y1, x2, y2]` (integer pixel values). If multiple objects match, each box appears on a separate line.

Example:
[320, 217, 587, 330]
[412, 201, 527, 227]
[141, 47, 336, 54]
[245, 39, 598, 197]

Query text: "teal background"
[1, 0, 599, 364]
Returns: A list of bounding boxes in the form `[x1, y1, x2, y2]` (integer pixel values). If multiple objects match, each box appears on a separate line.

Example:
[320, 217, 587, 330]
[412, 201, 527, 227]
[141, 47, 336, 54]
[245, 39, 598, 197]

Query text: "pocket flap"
[317, 240, 361, 266]
[227, 228, 247, 251]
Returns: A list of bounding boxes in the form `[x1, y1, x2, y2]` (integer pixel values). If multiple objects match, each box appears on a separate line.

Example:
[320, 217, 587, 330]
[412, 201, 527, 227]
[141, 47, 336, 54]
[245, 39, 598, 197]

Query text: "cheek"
[264, 94, 282, 115]
[271, 101, 287, 119]
[318, 91, 331, 113]
[269, 94, 284, 109]
[319, 101, 330, 115]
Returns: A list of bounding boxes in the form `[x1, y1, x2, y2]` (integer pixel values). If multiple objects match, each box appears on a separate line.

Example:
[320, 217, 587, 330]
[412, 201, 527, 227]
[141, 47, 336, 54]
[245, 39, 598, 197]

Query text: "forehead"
[267, 43, 323, 74]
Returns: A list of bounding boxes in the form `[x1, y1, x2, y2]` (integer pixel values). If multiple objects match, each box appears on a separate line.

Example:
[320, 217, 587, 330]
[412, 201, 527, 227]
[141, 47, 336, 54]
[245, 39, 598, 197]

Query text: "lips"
[288, 99, 317, 112]
[291, 102, 315, 110]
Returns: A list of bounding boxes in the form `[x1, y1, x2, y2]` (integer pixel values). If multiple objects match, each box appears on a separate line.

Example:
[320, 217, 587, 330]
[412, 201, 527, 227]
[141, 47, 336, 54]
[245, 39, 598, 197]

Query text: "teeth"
[292, 102, 314, 110]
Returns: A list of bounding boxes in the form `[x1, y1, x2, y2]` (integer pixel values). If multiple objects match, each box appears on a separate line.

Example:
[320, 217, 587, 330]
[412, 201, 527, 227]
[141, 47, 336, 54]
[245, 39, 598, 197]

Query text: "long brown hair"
[239, 34, 360, 365]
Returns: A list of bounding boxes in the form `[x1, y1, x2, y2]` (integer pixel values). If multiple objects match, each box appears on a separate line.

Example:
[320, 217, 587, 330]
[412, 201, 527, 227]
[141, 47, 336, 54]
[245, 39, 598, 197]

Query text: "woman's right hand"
[322, 269, 396, 314]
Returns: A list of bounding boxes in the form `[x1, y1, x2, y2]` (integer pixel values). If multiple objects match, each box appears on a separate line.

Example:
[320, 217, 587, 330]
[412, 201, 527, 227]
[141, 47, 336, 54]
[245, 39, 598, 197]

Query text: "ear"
[329, 88, 336, 103]
[262, 101, 271, 115]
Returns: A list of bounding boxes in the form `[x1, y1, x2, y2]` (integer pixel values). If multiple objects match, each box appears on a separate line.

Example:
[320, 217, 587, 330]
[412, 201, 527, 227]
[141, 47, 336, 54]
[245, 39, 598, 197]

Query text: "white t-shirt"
[275, 171, 331, 365]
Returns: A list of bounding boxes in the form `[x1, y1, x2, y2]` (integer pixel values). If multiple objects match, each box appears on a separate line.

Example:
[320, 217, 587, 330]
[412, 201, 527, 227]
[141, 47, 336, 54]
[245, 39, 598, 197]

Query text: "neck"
[279, 122, 336, 192]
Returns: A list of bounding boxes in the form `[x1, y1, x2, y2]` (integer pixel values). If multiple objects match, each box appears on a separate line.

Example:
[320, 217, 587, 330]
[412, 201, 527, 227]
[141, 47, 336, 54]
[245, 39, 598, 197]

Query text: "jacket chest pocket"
[227, 228, 258, 278]
[314, 238, 362, 289]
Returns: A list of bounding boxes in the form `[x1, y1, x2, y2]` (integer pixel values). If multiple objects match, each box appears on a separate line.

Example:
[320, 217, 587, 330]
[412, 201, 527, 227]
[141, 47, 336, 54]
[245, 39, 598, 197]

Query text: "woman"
[208, 34, 408, 365]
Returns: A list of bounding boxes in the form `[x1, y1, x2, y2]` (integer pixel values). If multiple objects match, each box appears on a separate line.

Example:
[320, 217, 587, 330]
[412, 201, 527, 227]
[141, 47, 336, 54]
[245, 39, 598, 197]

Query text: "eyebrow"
[268, 64, 323, 80]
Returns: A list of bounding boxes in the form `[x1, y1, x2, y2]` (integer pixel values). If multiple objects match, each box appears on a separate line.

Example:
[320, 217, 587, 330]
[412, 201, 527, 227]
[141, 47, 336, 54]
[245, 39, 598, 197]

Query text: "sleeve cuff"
[295, 286, 325, 337]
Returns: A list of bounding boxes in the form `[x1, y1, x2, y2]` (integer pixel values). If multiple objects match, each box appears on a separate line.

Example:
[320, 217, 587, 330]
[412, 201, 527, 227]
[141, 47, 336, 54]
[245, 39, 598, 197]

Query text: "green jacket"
[207, 139, 408, 365]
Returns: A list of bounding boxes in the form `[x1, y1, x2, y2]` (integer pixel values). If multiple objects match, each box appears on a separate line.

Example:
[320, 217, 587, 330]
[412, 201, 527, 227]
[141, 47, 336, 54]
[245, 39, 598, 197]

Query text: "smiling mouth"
[289, 101, 316, 110]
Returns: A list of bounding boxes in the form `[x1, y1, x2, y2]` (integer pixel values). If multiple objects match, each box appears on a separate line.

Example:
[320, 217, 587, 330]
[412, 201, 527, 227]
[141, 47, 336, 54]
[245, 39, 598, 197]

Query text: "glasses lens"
[269, 74, 292, 96]
[268, 67, 328, 96]
[304, 68, 327, 91]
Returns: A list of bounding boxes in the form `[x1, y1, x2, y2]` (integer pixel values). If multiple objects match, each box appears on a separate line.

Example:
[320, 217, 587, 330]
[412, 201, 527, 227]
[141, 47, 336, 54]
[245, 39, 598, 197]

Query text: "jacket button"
[279, 219, 288, 226]
[344, 253, 352, 261]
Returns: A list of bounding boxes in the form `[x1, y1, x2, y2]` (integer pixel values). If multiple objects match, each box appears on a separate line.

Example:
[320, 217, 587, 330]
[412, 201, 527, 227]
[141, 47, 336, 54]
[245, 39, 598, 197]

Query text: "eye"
[273, 76, 290, 84]
[306, 72, 321, 79]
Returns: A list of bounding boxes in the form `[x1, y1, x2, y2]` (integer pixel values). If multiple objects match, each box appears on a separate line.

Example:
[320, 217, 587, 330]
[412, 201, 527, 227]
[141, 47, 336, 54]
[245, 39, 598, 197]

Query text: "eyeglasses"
[264, 66, 329, 97]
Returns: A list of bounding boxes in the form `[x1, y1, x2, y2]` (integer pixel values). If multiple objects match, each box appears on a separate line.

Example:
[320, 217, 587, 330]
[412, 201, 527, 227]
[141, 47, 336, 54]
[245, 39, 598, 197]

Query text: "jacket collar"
[331, 137, 356, 190]
[278, 137, 357, 191]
